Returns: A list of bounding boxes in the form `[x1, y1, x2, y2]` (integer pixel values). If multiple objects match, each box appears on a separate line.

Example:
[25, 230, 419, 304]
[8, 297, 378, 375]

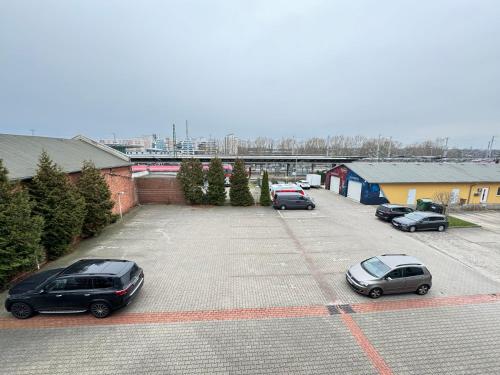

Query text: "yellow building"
[329, 162, 500, 207]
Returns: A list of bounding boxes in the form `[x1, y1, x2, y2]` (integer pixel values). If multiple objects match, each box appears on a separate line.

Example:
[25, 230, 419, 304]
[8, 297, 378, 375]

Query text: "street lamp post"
[117, 191, 124, 220]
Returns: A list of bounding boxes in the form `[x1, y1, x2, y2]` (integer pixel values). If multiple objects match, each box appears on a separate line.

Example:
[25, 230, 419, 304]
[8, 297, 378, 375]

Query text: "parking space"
[1, 189, 500, 374]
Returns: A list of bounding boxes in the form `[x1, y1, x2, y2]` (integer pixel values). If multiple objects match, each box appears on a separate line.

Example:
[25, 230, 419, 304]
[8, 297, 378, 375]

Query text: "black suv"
[5, 259, 144, 319]
[376, 204, 413, 221]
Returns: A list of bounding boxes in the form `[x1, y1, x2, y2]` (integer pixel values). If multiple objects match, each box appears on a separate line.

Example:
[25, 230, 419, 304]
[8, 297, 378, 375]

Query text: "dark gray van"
[273, 193, 315, 210]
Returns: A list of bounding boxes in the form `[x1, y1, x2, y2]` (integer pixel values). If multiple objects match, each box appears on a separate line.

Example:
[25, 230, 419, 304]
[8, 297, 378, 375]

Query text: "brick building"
[0, 134, 137, 214]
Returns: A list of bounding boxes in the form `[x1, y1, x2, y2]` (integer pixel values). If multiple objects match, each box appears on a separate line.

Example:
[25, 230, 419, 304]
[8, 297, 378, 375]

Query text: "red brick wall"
[135, 176, 186, 204]
[69, 166, 137, 215]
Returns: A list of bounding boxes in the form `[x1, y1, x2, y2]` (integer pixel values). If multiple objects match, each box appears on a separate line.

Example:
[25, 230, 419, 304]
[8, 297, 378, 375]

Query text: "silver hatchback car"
[346, 254, 432, 298]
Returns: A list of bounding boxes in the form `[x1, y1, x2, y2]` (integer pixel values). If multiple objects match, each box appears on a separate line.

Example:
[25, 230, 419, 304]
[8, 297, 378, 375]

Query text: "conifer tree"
[206, 157, 226, 205]
[177, 158, 205, 204]
[229, 159, 254, 206]
[0, 160, 43, 288]
[30, 151, 86, 260]
[259, 170, 272, 206]
[77, 161, 114, 237]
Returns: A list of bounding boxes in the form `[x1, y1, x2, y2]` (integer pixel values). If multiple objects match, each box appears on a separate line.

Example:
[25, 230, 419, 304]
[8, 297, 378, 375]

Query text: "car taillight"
[115, 288, 128, 296]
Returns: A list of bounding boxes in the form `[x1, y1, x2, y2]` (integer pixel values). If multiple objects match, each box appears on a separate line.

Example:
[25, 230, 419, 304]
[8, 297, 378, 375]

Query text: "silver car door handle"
[84, 294, 90, 296]
[56, 294, 62, 297]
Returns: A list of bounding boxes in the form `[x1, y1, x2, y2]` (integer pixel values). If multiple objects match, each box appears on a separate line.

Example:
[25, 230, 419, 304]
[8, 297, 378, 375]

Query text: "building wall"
[102, 166, 137, 214]
[135, 176, 186, 204]
[379, 182, 500, 205]
[69, 166, 137, 215]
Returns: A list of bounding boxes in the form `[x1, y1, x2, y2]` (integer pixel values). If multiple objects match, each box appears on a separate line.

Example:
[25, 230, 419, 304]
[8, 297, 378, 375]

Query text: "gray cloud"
[1, 0, 499, 148]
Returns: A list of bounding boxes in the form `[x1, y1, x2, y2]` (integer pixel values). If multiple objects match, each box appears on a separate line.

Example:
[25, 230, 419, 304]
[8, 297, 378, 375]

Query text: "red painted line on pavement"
[351, 293, 500, 313]
[0, 305, 329, 330]
[1, 293, 499, 330]
[340, 312, 393, 375]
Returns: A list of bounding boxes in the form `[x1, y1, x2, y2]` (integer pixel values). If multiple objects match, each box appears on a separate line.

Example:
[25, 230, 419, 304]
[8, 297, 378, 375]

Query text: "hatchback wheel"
[416, 284, 430, 295]
[409, 226, 416, 233]
[369, 288, 383, 299]
[11, 302, 33, 319]
[90, 302, 111, 318]
[437, 225, 445, 232]
[280, 205, 286, 210]
[306, 205, 313, 210]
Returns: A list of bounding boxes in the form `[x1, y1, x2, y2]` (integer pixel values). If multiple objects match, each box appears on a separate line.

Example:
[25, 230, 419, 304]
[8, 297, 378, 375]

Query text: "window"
[93, 278, 114, 289]
[46, 279, 67, 292]
[405, 267, 424, 277]
[497, 187, 500, 196]
[63, 277, 92, 291]
[387, 268, 403, 279]
[361, 257, 391, 278]
[429, 217, 443, 222]
[120, 264, 140, 287]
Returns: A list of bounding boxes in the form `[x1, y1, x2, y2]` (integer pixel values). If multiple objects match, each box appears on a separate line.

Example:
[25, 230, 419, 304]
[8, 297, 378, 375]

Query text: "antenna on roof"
[185, 120, 189, 139]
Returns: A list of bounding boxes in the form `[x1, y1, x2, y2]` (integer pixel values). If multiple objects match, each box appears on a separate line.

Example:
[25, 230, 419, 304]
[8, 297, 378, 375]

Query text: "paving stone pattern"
[1, 190, 500, 374]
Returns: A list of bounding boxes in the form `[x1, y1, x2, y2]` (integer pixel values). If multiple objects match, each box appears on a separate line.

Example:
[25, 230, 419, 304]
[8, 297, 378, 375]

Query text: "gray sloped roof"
[0, 134, 131, 180]
[345, 162, 500, 183]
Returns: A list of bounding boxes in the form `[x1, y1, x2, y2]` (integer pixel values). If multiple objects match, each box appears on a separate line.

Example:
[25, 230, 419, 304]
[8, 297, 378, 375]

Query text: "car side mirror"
[39, 289, 46, 294]
[385, 276, 392, 281]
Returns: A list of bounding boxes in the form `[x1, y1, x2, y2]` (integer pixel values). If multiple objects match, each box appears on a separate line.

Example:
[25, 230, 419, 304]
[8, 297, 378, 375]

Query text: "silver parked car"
[346, 254, 432, 298]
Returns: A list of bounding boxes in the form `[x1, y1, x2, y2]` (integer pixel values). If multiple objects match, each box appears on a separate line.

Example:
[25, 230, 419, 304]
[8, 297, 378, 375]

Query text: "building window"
[497, 187, 500, 196]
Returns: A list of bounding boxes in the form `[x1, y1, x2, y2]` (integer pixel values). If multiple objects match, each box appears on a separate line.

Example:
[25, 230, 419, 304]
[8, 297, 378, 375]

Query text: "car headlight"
[359, 281, 368, 287]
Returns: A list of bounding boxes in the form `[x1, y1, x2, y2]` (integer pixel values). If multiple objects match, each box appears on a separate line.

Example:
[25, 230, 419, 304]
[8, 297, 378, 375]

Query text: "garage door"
[347, 180, 362, 202]
[329, 176, 340, 194]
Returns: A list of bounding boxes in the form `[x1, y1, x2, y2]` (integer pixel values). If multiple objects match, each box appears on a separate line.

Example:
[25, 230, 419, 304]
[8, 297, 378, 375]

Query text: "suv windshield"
[361, 257, 391, 278]
[405, 212, 425, 221]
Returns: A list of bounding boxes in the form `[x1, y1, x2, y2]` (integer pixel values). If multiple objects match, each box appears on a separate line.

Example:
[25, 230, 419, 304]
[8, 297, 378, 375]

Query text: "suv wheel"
[416, 284, 430, 295]
[280, 205, 286, 210]
[368, 288, 383, 299]
[90, 302, 111, 318]
[437, 225, 445, 232]
[11, 302, 33, 319]
[409, 226, 416, 233]
[306, 205, 313, 210]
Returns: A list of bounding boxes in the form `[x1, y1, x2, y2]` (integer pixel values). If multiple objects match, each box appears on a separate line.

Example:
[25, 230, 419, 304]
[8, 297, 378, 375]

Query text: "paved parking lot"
[1, 190, 500, 374]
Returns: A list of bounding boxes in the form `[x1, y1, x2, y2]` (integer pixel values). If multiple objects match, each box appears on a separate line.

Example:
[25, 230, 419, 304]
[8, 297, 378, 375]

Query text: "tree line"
[177, 158, 272, 207]
[236, 136, 478, 158]
[0, 152, 116, 289]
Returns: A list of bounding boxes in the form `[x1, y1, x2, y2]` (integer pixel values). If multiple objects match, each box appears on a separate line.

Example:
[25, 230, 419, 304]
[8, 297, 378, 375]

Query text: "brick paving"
[1, 190, 500, 374]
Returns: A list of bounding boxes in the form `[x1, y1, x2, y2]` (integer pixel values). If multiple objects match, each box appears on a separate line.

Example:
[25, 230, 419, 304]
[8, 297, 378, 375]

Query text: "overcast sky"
[1, 0, 499, 148]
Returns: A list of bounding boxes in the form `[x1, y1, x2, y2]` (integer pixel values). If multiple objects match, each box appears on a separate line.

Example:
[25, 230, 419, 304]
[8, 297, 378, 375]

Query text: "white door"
[347, 180, 362, 202]
[480, 188, 489, 203]
[407, 189, 416, 205]
[450, 189, 460, 204]
[330, 176, 340, 194]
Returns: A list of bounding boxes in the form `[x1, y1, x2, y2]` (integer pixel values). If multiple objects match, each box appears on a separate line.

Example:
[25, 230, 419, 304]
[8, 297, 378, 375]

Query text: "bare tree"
[432, 191, 452, 215]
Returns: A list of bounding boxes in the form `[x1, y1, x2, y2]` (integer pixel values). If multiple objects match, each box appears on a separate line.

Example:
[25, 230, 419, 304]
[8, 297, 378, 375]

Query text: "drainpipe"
[467, 184, 475, 205]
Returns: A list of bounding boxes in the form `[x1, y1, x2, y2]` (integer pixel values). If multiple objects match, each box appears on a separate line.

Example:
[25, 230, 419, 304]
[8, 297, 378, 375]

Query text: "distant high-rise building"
[177, 138, 195, 155]
[196, 138, 218, 155]
[223, 134, 239, 155]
